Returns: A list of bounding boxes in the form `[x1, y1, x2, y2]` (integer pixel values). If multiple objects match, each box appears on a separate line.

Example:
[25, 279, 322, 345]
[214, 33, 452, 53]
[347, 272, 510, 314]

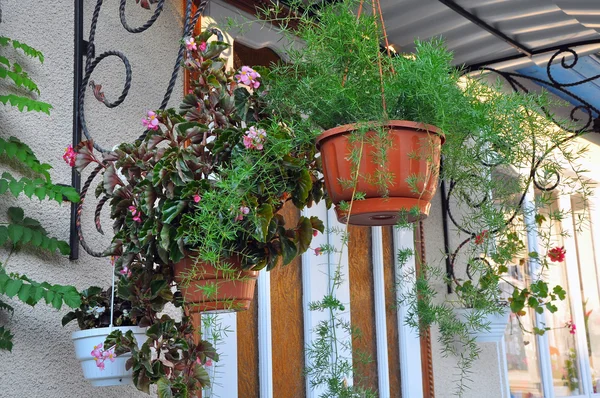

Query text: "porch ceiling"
[377, 0, 600, 70]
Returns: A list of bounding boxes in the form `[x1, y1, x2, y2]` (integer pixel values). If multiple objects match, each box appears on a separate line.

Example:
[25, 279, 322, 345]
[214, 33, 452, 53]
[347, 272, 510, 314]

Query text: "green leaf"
[255, 204, 273, 242]
[292, 169, 312, 208]
[34, 186, 46, 201]
[52, 293, 62, 310]
[61, 288, 82, 308]
[61, 311, 78, 327]
[17, 283, 32, 303]
[5, 279, 23, 298]
[7, 224, 24, 244]
[280, 236, 297, 266]
[295, 217, 314, 254]
[0, 226, 8, 246]
[8, 179, 23, 197]
[0, 326, 14, 351]
[150, 280, 167, 299]
[0, 179, 7, 194]
[157, 378, 173, 398]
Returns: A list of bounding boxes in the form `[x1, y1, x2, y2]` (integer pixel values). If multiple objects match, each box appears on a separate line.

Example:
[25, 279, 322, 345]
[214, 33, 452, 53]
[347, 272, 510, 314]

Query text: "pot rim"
[316, 120, 445, 149]
[71, 325, 147, 340]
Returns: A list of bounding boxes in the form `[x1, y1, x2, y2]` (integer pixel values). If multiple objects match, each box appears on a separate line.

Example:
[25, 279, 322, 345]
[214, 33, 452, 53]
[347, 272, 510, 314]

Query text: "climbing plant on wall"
[0, 37, 81, 351]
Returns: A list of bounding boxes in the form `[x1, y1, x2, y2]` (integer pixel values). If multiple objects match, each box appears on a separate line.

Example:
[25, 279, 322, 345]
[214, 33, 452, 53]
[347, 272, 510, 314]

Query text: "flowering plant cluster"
[62, 286, 135, 330]
[91, 344, 116, 370]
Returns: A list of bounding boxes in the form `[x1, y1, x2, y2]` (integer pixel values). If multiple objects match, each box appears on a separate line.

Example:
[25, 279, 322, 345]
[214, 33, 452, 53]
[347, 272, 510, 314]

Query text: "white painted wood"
[559, 194, 594, 396]
[498, 340, 511, 398]
[327, 207, 354, 386]
[258, 269, 273, 398]
[302, 202, 331, 398]
[371, 226, 391, 398]
[523, 188, 555, 398]
[202, 313, 238, 398]
[393, 227, 424, 398]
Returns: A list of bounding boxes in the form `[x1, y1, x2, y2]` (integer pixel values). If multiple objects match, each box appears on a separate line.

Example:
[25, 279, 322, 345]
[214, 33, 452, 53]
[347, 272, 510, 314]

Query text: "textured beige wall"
[0, 1, 183, 397]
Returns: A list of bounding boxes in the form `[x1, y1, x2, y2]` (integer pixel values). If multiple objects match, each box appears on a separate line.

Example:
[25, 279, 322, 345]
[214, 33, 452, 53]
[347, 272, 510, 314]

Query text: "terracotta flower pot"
[316, 120, 444, 226]
[173, 255, 258, 314]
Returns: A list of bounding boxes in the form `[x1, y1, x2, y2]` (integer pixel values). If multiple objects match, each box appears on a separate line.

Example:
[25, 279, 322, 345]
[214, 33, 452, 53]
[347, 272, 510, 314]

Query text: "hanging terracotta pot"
[173, 255, 258, 314]
[316, 120, 444, 226]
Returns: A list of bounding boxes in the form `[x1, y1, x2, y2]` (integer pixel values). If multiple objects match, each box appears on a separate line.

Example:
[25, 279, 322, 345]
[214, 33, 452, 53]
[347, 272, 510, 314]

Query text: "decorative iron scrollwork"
[444, 46, 600, 288]
[73, 0, 207, 258]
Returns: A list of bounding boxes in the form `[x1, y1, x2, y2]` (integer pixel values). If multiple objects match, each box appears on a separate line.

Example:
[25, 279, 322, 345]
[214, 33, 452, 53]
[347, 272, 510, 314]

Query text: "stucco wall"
[0, 1, 184, 397]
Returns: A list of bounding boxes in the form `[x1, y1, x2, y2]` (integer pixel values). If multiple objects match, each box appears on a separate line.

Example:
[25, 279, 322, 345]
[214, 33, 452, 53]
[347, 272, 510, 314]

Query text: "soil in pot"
[316, 120, 444, 226]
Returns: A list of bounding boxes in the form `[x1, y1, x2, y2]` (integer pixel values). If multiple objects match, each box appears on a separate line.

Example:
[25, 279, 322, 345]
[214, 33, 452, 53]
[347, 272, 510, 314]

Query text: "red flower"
[566, 320, 576, 335]
[548, 246, 566, 263]
[314, 247, 323, 256]
[474, 230, 488, 245]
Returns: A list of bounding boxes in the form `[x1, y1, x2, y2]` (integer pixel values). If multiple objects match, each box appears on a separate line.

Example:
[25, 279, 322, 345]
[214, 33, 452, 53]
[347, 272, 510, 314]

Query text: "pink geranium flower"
[199, 41, 207, 52]
[142, 110, 159, 131]
[193, 194, 201, 203]
[63, 145, 76, 167]
[235, 66, 261, 89]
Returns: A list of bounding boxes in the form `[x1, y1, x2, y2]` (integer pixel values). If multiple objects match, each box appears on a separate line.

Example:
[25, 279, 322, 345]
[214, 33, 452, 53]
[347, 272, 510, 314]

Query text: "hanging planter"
[454, 309, 510, 343]
[317, 121, 444, 226]
[173, 255, 259, 313]
[71, 326, 147, 387]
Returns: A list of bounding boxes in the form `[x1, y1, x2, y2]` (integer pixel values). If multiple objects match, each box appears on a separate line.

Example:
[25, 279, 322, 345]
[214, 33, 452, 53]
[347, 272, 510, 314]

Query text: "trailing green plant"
[0, 38, 80, 351]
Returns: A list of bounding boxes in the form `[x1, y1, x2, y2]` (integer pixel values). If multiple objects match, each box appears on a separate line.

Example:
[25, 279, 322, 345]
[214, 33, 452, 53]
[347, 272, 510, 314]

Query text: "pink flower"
[97, 361, 105, 371]
[566, 320, 576, 334]
[314, 247, 323, 256]
[548, 246, 566, 263]
[235, 66, 261, 89]
[193, 194, 201, 203]
[142, 110, 159, 130]
[63, 145, 76, 167]
[106, 350, 116, 363]
[128, 205, 142, 223]
[474, 230, 488, 245]
[199, 41, 207, 52]
[91, 344, 102, 359]
[235, 206, 250, 221]
[205, 358, 213, 367]
[119, 266, 132, 278]
[313, 229, 319, 237]
[185, 37, 197, 51]
[242, 126, 267, 150]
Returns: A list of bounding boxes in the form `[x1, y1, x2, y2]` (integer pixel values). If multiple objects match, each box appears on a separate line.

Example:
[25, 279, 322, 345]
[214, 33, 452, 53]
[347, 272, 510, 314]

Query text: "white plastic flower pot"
[71, 326, 147, 387]
[454, 308, 509, 343]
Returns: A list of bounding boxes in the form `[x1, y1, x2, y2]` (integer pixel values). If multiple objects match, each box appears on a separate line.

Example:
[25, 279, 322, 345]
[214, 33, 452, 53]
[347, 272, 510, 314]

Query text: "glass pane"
[572, 196, 600, 393]
[541, 199, 582, 396]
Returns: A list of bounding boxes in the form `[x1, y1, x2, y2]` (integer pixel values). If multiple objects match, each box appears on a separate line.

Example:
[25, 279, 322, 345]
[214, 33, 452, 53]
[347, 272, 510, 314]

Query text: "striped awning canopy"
[378, 0, 600, 70]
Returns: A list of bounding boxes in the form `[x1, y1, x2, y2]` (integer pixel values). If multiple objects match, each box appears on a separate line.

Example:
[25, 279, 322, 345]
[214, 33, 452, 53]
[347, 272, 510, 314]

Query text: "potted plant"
[62, 286, 147, 387]
[72, 28, 323, 395]
[254, 0, 589, 394]
[75, 29, 323, 314]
